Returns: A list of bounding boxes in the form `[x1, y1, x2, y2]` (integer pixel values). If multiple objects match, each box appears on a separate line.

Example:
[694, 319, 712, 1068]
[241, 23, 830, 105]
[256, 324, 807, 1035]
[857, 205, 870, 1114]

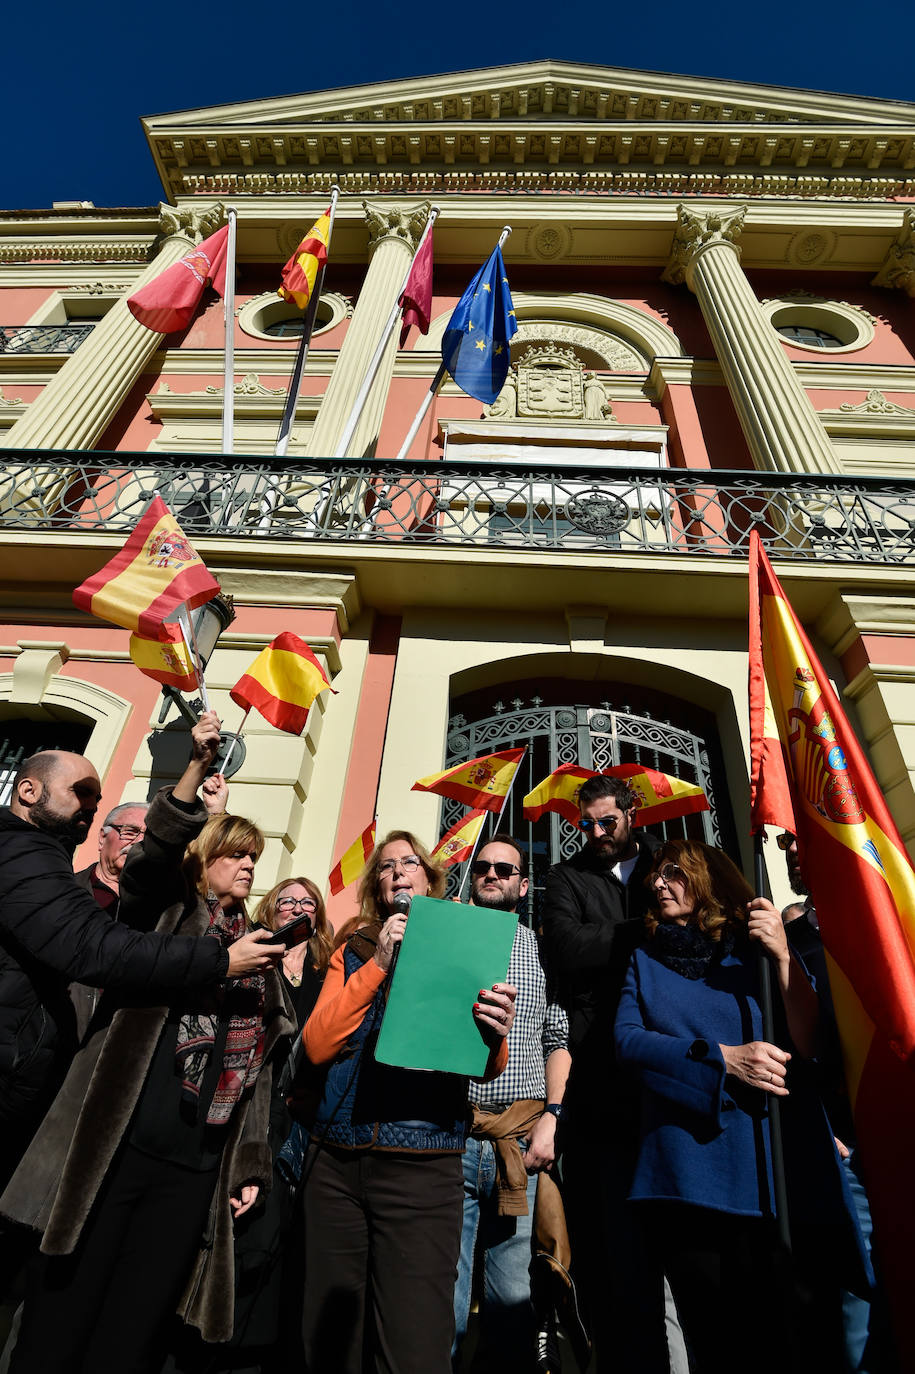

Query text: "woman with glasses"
[300, 829, 517, 1374]
[614, 839, 871, 1374]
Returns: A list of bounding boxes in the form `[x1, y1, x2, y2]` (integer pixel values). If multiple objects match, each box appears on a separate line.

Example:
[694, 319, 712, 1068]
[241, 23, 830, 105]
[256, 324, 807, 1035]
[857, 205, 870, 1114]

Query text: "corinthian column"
[662, 206, 842, 476]
[307, 200, 431, 458]
[1, 204, 226, 452]
[872, 209, 915, 296]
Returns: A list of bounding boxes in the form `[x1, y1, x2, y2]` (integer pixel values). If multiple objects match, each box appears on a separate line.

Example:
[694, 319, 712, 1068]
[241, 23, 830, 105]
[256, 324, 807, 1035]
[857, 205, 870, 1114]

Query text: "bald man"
[0, 739, 261, 1187]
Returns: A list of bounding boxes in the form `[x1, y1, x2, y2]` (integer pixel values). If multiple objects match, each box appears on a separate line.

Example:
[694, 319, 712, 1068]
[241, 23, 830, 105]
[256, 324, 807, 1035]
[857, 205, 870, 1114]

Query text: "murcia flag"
[129, 623, 198, 691]
[278, 209, 332, 310]
[127, 225, 229, 334]
[412, 748, 525, 814]
[230, 632, 335, 735]
[72, 496, 220, 639]
[399, 228, 434, 347]
[329, 821, 377, 895]
[431, 810, 487, 868]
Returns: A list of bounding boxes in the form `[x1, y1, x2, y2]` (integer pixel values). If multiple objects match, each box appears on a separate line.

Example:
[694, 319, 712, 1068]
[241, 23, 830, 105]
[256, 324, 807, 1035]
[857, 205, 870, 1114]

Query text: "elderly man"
[453, 833, 570, 1372]
[541, 774, 672, 1374]
[75, 801, 148, 916]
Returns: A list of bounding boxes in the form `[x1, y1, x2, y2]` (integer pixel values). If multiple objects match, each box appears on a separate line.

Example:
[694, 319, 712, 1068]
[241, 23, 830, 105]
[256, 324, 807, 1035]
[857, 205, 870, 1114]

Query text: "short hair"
[183, 813, 265, 902]
[101, 801, 149, 831]
[481, 831, 529, 879]
[13, 750, 64, 795]
[252, 875, 334, 973]
[578, 774, 637, 814]
[781, 902, 806, 925]
[645, 838, 753, 942]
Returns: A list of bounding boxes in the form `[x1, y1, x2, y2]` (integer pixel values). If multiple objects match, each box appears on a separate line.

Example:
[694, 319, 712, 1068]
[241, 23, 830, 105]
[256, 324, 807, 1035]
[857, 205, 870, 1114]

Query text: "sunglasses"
[776, 833, 796, 851]
[471, 861, 521, 879]
[655, 863, 686, 885]
[578, 814, 624, 834]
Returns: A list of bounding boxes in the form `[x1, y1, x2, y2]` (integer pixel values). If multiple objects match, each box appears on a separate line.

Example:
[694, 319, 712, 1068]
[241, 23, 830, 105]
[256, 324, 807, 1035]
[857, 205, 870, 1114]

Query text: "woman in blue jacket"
[614, 839, 870, 1374]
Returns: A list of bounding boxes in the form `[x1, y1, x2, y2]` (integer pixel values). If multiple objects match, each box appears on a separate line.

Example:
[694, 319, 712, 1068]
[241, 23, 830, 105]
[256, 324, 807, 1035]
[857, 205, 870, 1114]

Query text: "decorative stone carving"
[154, 202, 226, 252]
[483, 343, 616, 422]
[485, 368, 518, 418]
[513, 320, 645, 371]
[0, 389, 24, 407]
[872, 210, 915, 295]
[662, 206, 746, 286]
[203, 373, 287, 397]
[838, 389, 915, 416]
[583, 371, 613, 420]
[363, 200, 431, 256]
[787, 228, 836, 266]
[526, 224, 572, 261]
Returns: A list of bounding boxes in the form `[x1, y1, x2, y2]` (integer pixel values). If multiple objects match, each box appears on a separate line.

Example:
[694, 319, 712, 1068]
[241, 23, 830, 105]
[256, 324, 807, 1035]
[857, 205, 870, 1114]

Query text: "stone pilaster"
[872, 209, 915, 296]
[307, 200, 431, 458]
[662, 206, 842, 476]
[1, 204, 226, 453]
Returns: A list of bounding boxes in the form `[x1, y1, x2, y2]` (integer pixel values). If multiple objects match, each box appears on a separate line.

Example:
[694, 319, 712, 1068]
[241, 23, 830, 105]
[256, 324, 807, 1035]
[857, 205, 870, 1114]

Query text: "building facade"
[2, 60, 914, 921]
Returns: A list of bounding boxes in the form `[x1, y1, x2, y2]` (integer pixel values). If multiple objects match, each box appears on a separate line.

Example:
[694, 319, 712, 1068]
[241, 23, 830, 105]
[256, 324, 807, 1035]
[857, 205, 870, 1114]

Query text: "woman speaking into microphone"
[300, 829, 516, 1374]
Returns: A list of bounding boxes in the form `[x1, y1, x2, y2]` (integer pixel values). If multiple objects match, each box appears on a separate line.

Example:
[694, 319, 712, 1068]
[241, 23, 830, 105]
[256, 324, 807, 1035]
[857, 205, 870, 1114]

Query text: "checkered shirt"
[468, 922, 569, 1111]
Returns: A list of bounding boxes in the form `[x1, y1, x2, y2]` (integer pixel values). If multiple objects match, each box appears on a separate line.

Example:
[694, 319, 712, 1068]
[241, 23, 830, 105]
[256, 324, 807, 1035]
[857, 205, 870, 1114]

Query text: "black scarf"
[648, 920, 736, 980]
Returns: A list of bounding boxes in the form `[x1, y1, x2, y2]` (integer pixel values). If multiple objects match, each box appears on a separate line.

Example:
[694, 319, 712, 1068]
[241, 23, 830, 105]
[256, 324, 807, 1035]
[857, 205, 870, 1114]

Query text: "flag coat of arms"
[278, 210, 332, 310]
[230, 632, 335, 735]
[441, 245, 517, 404]
[127, 225, 229, 334]
[72, 496, 220, 639]
[129, 623, 199, 691]
[412, 749, 525, 814]
[329, 821, 377, 895]
[748, 528, 915, 1362]
[431, 810, 487, 867]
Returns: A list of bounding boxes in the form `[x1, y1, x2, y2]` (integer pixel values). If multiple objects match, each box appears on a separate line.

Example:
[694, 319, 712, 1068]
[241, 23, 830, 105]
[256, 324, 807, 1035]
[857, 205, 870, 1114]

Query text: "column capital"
[152, 202, 227, 257]
[362, 200, 431, 258]
[662, 205, 746, 288]
[872, 209, 915, 296]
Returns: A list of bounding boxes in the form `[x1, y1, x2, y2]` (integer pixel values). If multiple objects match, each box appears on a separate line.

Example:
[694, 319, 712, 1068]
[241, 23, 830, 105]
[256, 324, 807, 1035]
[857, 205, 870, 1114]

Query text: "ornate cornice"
[662, 206, 746, 286]
[872, 208, 915, 294]
[0, 240, 150, 264]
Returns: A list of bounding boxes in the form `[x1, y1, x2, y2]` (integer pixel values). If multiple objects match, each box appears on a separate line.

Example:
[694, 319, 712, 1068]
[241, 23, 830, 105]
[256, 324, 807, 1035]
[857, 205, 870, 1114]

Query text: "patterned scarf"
[648, 919, 737, 980]
[175, 892, 266, 1126]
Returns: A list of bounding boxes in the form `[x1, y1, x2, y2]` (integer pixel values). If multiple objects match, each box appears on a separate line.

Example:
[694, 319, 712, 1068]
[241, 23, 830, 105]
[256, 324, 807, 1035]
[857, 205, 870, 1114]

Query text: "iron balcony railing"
[0, 324, 96, 355]
[1, 449, 914, 565]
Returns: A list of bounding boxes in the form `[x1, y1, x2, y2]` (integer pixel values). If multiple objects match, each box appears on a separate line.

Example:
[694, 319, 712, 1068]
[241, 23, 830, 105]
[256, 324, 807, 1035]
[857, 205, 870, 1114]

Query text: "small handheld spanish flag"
[230, 632, 335, 735]
[431, 809, 487, 868]
[73, 496, 220, 640]
[412, 748, 525, 814]
[278, 209, 332, 310]
[129, 623, 199, 691]
[328, 820, 377, 895]
[523, 763, 708, 827]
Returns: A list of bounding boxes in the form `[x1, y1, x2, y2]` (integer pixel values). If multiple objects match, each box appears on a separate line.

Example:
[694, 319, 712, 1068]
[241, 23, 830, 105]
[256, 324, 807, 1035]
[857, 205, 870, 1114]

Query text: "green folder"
[374, 895, 518, 1077]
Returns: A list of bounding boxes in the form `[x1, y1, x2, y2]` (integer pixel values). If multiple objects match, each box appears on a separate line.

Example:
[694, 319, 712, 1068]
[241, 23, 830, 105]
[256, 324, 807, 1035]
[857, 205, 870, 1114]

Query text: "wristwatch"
[542, 1104, 563, 1119]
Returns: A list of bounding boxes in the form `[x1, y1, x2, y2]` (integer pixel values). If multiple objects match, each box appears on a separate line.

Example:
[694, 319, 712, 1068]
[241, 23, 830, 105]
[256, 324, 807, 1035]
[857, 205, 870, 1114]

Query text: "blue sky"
[8, 0, 913, 209]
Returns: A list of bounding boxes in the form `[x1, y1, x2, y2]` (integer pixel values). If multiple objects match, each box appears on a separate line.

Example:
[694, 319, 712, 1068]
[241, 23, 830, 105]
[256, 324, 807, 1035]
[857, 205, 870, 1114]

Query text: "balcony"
[0, 449, 913, 566]
[0, 324, 96, 355]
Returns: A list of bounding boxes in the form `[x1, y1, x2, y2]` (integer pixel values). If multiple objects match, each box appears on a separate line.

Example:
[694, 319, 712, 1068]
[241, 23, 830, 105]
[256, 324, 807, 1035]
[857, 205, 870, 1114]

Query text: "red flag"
[748, 528, 915, 1363]
[399, 229, 434, 346]
[412, 749, 524, 814]
[230, 632, 334, 735]
[127, 226, 229, 334]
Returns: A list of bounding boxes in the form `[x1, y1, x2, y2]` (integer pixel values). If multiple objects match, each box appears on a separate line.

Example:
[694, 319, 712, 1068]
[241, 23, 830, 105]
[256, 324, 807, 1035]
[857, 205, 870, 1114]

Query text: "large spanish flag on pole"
[277, 209, 332, 310]
[329, 820, 377, 896]
[412, 749, 525, 814]
[230, 632, 335, 735]
[431, 809, 488, 868]
[749, 529, 915, 1363]
[523, 762, 709, 827]
[72, 496, 220, 639]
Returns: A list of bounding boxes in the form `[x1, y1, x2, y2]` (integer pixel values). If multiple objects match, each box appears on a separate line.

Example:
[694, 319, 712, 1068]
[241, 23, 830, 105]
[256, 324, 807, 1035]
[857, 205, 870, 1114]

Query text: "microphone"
[387, 892, 411, 980]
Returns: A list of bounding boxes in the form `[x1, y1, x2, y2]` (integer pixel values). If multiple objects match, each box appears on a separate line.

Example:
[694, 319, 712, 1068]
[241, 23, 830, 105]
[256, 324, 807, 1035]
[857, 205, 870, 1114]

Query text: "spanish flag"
[230, 632, 335, 735]
[72, 496, 220, 640]
[278, 209, 332, 310]
[749, 529, 915, 1363]
[523, 763, 709, 827]
[129, 623, 198, 691]
[329, 821, 377, 895]
[431, 809, 487, 868]
[412, 748, 525, 814]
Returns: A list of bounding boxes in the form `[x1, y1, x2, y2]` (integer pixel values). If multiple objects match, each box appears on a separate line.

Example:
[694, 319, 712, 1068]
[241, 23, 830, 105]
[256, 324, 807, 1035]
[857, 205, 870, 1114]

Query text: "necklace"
[286, 967, 302, 987]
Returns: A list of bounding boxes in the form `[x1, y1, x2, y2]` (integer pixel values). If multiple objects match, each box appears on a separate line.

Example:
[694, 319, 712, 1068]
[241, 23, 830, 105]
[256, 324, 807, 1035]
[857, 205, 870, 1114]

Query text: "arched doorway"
[444, 677, 736, 923]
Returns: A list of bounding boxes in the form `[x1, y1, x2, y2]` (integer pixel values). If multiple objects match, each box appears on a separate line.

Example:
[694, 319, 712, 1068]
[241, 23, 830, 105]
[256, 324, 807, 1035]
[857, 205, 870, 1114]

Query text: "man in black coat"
[0, 719, 273, 1190]
[541, 774, 670, 1374]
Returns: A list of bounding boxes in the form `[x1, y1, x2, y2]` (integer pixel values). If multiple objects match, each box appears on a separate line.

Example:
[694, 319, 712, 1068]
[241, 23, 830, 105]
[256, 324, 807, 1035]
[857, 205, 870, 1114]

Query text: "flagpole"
[394, 225, 512, 464]
[753, 831, 792, 1251]
[334, 205, 441, 461]
[458, 746, 526, 901]
[220, 705, 249, 776]
[222, 207, 238, 455]
[177, 603, 211, 713]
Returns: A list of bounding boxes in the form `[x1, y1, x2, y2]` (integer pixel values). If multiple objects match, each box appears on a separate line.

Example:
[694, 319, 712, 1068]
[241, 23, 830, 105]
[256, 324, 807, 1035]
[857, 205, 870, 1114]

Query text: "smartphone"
[249, 912, 313, 948]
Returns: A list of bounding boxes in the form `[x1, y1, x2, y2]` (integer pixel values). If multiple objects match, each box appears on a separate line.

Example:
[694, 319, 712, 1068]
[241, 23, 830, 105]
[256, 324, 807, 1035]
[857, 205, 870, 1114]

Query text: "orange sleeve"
[302, 944, 387, 1066]
[479, 1036, 510, 1083]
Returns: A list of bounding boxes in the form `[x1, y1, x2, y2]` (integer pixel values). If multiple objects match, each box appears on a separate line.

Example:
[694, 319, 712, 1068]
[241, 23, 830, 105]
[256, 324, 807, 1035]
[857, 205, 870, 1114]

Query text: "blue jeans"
[452, 1136, 538, 1371]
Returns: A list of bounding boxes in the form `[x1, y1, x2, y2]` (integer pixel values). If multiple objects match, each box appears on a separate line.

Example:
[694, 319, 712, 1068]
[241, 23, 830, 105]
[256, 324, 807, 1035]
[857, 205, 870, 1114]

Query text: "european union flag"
[441, 245, 517, 405]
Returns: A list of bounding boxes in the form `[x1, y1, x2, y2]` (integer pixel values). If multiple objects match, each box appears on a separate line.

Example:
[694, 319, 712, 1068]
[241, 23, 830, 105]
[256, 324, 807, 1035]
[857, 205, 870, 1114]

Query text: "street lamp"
[156, 593, 246, 777]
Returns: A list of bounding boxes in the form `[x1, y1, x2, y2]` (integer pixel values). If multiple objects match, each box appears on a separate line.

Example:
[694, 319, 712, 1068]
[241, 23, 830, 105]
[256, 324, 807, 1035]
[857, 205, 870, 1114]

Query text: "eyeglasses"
[655, 863, 686, 886]
[378, 855, 422, 875]
[105, 824, 144, 841]
[471, 861, 521, 879]
[578, 814, 623, 833]
[776, 833, 796, 851]
[276, 896, 317, 913]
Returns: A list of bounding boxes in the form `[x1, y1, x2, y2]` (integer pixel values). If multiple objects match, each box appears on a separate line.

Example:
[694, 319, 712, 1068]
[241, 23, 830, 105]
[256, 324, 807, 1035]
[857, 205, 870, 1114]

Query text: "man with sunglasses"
[541, 775, 670, 1374]
[453, 834, 571, 1372]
